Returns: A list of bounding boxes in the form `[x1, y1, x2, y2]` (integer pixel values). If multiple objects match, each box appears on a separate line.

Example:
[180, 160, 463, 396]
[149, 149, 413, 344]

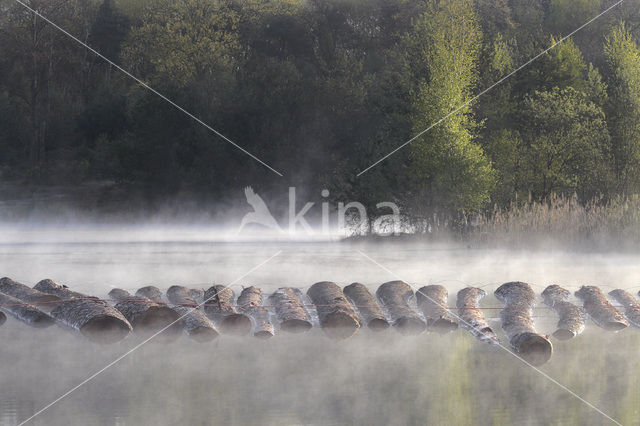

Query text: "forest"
[1, 0, 640, 228]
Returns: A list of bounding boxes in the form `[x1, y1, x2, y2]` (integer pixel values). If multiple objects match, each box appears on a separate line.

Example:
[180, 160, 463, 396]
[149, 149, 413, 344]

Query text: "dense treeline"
[1, 0, 640, 223]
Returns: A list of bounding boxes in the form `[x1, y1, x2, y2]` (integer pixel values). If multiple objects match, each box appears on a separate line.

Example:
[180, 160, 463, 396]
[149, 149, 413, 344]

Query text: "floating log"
[166, 286, 219, 342]
[237, 286, 274, 339]
[203, 285, 252, 336]
[268, 288, 312, 333]
[541, 285, 586, 340]
[35, 279, 132, 343]
[416, 285, 458, 334]
[0, 277, 61, 312]
[0, 311, 5, 326]
[608, 289, 640, 328]
[0, 291, 54, 328]
[307, 281, 360, 339]
[456, 287, 499, 345]
[108, 288, 182, 341]
[376, 281, 426, 335]
[494, 282, 552, 366]
[343, 283, 389, 331]
[575, 286, 628, 331]
[135, 286, 164, 302]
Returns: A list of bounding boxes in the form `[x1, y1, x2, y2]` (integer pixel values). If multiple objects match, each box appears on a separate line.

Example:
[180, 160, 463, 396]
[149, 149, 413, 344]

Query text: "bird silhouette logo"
[237, 186, 283, 233]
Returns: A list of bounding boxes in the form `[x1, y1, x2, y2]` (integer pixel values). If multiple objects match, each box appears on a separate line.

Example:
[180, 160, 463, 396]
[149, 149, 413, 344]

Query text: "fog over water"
[1, 225, 639, 425]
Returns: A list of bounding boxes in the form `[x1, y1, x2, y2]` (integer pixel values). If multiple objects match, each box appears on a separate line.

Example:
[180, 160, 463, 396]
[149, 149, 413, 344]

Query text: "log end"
[603, 320, 629, 332]
[280, 318, 313, 333]
[321, 311, 360, 340]
[219, 313, 252, 336]
[552, 328, 576, 341]
[0, 311, 6, 326]
[394, 317, 426, 335]
[367, 318, 390, 331]
[254, 329, 275, 339]
[80, 315, 132, 344]
[133, 306, 183, 341]
[427, 318, 458, 334]
[516, 333, 553, 366]
[188, 326, 219, 342]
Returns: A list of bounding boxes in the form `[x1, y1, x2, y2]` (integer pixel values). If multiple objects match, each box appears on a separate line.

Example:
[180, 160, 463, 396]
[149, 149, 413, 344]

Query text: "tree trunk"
[166, 286, 219, 342]
[608, 289, 640, 328]
[375, 281, 426, 335]
[343, 283, 389, 331]
[0, 277, 61, 312]
[494, 282, 552, 366]
[416, 285, 458, 334]
[575, 286, 628, 331]
[237, 286, 274, 339]
[456, 287, 499, 345]
[135, 286, 164, 302]
[307, 281, 360, 340]
[189, 288, 205, 304]
[0, 291, 54, 328]
[203, 285, 251, 336]
[542, 285, 586, 340]
[34, 278, 97, 300]
[268, 288, 312, 333]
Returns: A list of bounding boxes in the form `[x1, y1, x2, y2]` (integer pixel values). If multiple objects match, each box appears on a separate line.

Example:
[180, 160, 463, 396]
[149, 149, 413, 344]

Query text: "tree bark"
[0, 291, 54, 328]
[34, 278, 97, 300]
[575, 286, 628, 331]
[608, 289, 640, 328]
[0, 277, 61, 312]
[307, 281, 360, 340]
[375, 281, 426, 335]
[237, 286, 274, 339]
[542, 285, 586, 340]
[416, 285, 458, 334]
[203, 285, 251, 336]
[268, 288, 312, 333]
[494, 282, 552, 366]
[343, 283, 389, 331]
[456, 287, 499, 345]
[135, 286, 164, 302]
[166, 285, 219, 342]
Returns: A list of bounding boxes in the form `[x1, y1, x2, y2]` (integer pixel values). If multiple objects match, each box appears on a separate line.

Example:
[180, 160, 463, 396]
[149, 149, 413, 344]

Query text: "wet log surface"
[456, 287, 499, 345]
[0, 291, 54, 328]
[237, 286, 274, 339]
[203, 285, 251, 336]
[608, 289, 640, 328]
[35, 279, 132, 343]
[166, 286, 219, 342]
[108, 288, 182, 341]
[375, 281, 426, 335]
[135, 286, 164, 302]
[307, 282, 360, 339]
[541, 285, 586, 340]
[268, 288, 312, 333]
[343, 283, 389, 331]
[575, 286, 628, 331]
[494, 282, 552, 366]
[0, 277, 61, 312]
[416, 285, 458, 334]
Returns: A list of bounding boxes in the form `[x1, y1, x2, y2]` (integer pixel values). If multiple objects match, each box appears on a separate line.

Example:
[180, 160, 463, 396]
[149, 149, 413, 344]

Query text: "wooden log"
[541, 285, 586, 340]
[108, 288, 182, 341]
[135, 286, 164, 302]
[189, 288, 204, 304]
[375, 281, 426, 335]
[575, 286, 628, 331]
[608, 289, 640, 328]
[456, 287, 499, 345]
[343, 283, 389, 331]
[307, 281, 360, 339]
[0, 277, 61, 312]
[0, 291, 54, 328]
[237, 286, 274, 339]
[416, 285, 458, 334]
[0, 311, 5, 326]
[165, 285, 219, 342]
[268, 288, 312, 333]
[34, 279, 132, 343]
[494, 282, 552, 366]
[203, 285, 252, 336]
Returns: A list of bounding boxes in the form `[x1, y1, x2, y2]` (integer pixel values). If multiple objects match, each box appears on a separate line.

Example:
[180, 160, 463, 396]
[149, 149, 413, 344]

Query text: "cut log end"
[367, 317, 390, 331]
[188, 326, 219, 342]
[254, 330, 274, 339]
[603, 320, 628, 332]
[321, 311, 360, 340]
[552, 329, 576, 341]
[394, 317, 427, 335]
[280, 318, 313, 333]
[0, 311, 5, 326]
[219, 313, 252, 336]
[80, 315, 132, 344]
[133, 306, 182, 340]
[428, 318, 458, 334]
[517, 334, 553, 366]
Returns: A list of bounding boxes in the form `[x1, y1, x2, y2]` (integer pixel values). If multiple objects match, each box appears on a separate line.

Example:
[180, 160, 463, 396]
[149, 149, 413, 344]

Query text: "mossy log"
[268, 288, 312, 333]
[0, 277, 61, 312]
[203, 285, 251, 336]
[375, 281, 426, 335]
[575, 286, 628, 331]
[34, 279, 132, 343]
[135, 286, 164, 302]
[237, 286, 274, 339]
[307, 281, 360, 339]
[108, 288, 182, 341]
[542, 285, 586, 340]
[343, 283, 389, 331]
[166, 286, 219, 342]
[494, 282, 552, 366]
[608, 289, 640, 328]
[416, 285, 458, 334]
[0, 291, 54, 328]
[456, 287, 499, 345]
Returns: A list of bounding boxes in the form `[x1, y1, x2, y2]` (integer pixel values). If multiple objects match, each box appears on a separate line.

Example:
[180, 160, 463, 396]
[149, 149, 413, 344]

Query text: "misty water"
[1, 226, 639, 425]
